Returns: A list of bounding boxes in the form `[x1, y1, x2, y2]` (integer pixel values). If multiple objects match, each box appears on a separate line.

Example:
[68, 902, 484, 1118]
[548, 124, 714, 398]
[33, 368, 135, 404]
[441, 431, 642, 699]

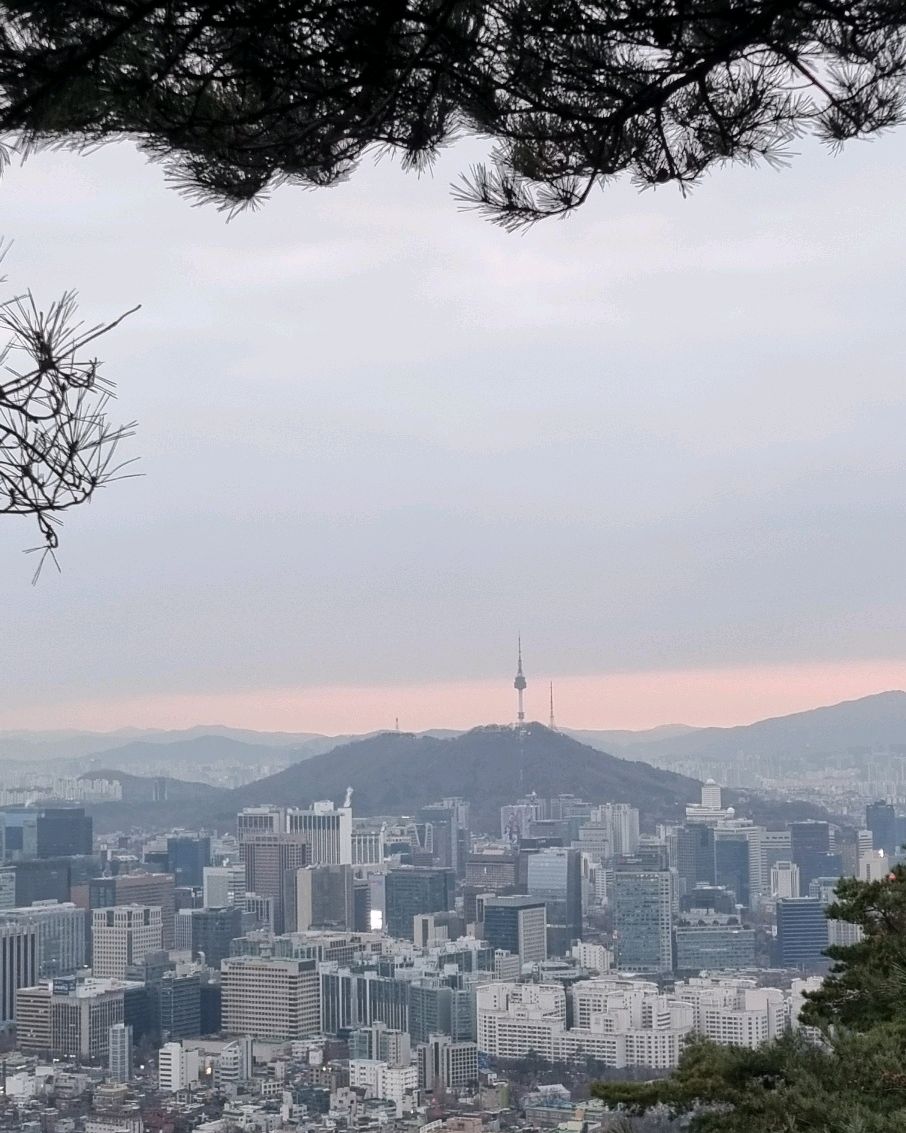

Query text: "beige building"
[221, 956, 319, 1039]
[92, 906, 162, 979]
[16, 976, 141, 1060]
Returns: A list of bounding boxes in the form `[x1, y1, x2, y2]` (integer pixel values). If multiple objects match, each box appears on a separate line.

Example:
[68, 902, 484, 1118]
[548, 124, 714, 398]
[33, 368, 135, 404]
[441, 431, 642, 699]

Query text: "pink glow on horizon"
[4, 659, 906, 734]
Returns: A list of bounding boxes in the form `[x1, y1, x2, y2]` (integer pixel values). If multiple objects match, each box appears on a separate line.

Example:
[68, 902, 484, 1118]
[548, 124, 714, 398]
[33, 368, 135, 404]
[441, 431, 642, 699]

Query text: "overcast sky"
[2, 131, 906, 734]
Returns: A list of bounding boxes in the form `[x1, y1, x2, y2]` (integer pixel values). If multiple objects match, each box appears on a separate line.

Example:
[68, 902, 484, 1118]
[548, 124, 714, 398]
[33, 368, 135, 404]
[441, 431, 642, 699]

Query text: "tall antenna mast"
[514, 635, 527, 726]
[549, 682, 556, 731]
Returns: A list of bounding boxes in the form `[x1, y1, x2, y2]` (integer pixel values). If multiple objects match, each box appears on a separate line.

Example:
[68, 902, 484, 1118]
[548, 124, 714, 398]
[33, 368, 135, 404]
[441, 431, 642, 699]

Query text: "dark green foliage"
[594, 864, 906, 1131]
[1, 2, 905, 227]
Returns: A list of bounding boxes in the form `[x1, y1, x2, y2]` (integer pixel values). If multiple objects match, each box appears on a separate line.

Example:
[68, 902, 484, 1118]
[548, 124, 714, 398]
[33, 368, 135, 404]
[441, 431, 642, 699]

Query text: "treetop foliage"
[1, 1, 905, 230]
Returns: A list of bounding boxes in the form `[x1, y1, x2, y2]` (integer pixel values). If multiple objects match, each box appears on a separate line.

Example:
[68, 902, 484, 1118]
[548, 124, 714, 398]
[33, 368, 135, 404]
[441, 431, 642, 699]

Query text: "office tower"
[761, 829, 793, 874]
[36, 808, 93, 858]
[418, 1032, 479, 1091]
[203, 864, 246, 908]
[714, 833, 750, 907]
[771, 861, 800, 899]
[17, 976, 131, 1060]
[776, 897, 829, 967]
[13, 859, 71, 906]
[789, 822, 833, 891]
[237, 810, 308, 934]
[200, 975, 222, 1035]
[352, 821, 386, 867]
[285, 864, 354, 933]
[175, 905, 243, 969]
[675, 825, 716, 894]
[673, 923, 757, 971]
[0, 809, 38, 861]
[613, 865, 673, 974]
[90, 873, 177, 949]
[152, 971, 201, 1040]
[0, 919, 37, 1022]
[353, 879, 372, 932]
[158, 1041, 200, 1092]
[384, 867, 455, 940]
[408, 981, 457, 1045]
[0, 869, 14, 909]
[482, 895, 547, 965]
[349, 1021, 411, 1065]
[167, 836, 211, 889]
[286, 800, 354, 865]
[418, 799, 470, 875]
[92, 906, 163, 979]
[637, 836, 670, 872]
[866, 802, 897, 859]
[244, 892, 274, 932]
[0, 901, 86, 977]
[526, 847, 582, 956]
[108, 1021, 133, 1082]
[592, 803, 640, 858]
[221, 955, 319, 1039]
[701, 781, 722, 809]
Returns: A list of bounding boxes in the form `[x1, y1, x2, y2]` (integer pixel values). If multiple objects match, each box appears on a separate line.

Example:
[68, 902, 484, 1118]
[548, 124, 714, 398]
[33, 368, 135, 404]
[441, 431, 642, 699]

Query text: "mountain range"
[79, 722, 832, 835]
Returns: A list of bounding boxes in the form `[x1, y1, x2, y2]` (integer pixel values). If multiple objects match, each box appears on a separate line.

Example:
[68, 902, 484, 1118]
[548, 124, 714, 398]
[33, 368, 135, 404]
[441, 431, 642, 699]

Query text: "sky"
[2, 130, 906, 735]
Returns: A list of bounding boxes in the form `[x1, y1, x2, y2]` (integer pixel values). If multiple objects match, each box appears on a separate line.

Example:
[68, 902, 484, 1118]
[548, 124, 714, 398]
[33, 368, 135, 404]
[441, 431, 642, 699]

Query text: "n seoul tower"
[514, 636, 527, 725]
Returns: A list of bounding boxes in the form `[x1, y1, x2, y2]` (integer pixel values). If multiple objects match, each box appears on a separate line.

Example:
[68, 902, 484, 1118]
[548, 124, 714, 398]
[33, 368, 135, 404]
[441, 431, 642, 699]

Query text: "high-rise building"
[175, 905, 243, 969]
[526, 847, 582, 956]
[673, 923, 757, 971]
[36, 808, 93, 858]
[237, 811, 308, 934]
[866, 802, 898, 859]
[771, 861, 800, 899]
[90, 873, 176, 949]
[108, 1022, 133, 1082]
[151, 971, 201, 1040]
[418, 799, 470, 876]
[285, 864, 354, 933]
[17, 976, 138, 1060]
[12, 859, 71, 906]
[0, 901, 86, 977]
[350, 1021, 411, 1066]
[592, 804, 640, 859]
[675, 825, 716, 894]
[384, 867, 455, 940]
[286, 801, 354, 866]
[418, 1032, 479, 1091]
[776, 897, 828, 967]
[92, 906, 163, 979]
[613, 866, 673, 974]
[202, 864, 246, 909]
[482, 895, 547, 965]
[221, 955, 320, 1039]
[714, 833, 751, 907]
[789, 822, 833, 892]
[0, 919, 37, 1022]
[158, 1041, 200, 1092]
[167, 837, 211, 889]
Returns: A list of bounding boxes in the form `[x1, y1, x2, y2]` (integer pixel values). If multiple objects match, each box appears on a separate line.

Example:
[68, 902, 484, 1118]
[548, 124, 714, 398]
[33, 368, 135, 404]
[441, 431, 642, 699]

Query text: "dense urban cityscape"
[0, 657, 900, 1133]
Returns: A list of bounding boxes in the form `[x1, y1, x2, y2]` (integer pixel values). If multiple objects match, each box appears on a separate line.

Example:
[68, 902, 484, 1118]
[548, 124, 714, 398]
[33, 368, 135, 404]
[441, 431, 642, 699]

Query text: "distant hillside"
[610, 691, 906, 765]
[227, 724, 702, 832]
[75, 735, 305, 776]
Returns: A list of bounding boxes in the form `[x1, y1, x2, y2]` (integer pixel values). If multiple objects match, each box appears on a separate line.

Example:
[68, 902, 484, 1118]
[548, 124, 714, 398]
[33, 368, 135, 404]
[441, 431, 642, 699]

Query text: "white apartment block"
[477, 979, 693, 1071]
[91, 906, 162, 979]
[674, 978, 787, 1048]
[221, 956, 320, 1039]
[348, 1060, 418, 1116]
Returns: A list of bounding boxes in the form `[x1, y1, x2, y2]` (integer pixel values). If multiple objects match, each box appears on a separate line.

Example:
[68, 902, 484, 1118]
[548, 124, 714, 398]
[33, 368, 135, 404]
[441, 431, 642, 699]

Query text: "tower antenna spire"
[514, 635, 527, 726]
[549, 682, 556, 731]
